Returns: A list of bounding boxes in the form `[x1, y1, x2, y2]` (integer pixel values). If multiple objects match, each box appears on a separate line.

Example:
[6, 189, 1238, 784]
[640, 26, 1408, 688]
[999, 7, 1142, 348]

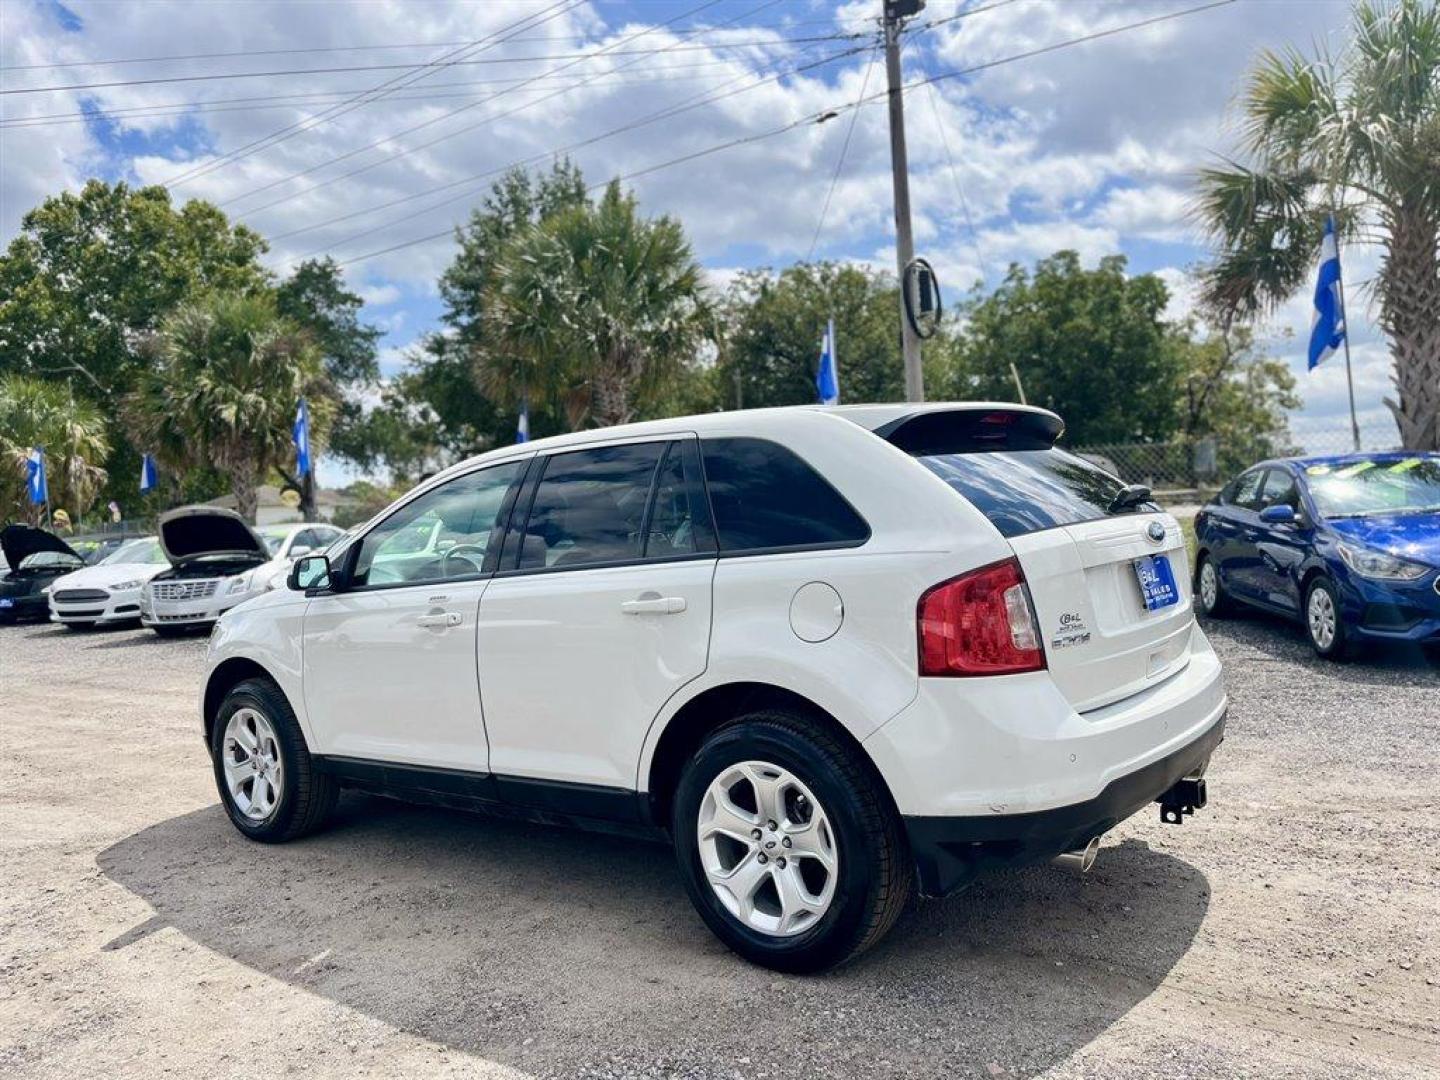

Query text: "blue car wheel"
[1195, 554, 1233, 618]
[1304, 576, 1352, 661]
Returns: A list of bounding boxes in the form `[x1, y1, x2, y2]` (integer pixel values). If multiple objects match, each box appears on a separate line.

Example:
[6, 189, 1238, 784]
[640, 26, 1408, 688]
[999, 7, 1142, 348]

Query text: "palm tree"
[482, 180, 712, 429]
[0, 375, 110, 524]
[1194, 0, 1440, 449]
[125, 294, 329, 523]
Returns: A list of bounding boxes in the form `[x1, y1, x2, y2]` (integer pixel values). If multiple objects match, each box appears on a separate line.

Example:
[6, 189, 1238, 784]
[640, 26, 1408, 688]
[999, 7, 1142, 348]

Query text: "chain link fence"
[1069, 425, 1402, 498]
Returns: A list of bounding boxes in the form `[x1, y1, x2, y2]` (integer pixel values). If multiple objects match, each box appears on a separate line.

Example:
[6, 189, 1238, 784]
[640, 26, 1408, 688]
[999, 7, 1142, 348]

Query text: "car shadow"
[99, 796, 1211, 1078]
[1201, 611, 1440, 686]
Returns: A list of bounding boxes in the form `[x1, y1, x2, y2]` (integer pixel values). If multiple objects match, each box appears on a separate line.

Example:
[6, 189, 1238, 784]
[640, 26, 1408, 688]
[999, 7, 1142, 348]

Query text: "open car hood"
[158, 506, 269, 565]
[0, 524, 81, 572]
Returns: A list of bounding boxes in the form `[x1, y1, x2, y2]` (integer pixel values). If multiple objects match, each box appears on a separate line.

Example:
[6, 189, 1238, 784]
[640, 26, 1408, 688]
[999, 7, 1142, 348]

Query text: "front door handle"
[416, 611, 462, 627]
[621, 596, 687, 615]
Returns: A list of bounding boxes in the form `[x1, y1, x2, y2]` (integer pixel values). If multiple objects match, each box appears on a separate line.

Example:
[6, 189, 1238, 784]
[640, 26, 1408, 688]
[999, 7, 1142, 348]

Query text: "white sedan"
[48, 536, 170, 628]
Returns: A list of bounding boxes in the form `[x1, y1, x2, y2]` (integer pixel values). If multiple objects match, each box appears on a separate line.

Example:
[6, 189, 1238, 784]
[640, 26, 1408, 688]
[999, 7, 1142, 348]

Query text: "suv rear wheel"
[212, 677, 338, 842]
[671, 709, 912, 972]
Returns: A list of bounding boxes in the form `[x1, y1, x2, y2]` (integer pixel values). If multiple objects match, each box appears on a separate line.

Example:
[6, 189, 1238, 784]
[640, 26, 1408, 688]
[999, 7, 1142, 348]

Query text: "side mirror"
[1259, 504, 1297, 526]
[288, 554, 332, 592]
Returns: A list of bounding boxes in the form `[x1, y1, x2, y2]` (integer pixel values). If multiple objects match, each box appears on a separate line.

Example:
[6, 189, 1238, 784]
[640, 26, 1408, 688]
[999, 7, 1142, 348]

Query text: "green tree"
[124, 294, 329, 523]
[483, 180, 712, 428]
[0, 180, 269, 505]
[1176, 320, 1302, 474]
[0, 375, 110, 524]
[943, 251, 1181, 445]
[275, 257, 381, 513]
[1194, 0, 1440, 449]
[719, 262, 908, 410]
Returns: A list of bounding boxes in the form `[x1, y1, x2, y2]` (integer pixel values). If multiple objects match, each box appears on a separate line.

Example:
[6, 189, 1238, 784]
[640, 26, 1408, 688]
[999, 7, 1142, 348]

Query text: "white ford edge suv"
[203, 404, 1226, 971]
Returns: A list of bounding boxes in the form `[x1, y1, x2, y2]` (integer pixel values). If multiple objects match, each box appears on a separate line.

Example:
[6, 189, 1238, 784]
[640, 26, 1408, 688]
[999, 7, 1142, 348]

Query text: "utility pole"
[883, 0, 925, 402]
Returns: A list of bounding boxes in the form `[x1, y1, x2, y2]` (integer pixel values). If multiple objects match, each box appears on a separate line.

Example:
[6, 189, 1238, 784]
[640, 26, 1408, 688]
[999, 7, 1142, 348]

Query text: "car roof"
[426, 402, 1063, 483]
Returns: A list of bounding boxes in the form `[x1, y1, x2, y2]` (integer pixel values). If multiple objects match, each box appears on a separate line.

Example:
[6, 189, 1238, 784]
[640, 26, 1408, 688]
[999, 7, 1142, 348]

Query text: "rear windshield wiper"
[1108, 484, 1153, 513]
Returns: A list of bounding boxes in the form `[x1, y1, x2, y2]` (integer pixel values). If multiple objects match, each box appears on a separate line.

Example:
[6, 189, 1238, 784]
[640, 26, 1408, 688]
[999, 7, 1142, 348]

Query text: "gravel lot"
[1, 613, 1437, 1079]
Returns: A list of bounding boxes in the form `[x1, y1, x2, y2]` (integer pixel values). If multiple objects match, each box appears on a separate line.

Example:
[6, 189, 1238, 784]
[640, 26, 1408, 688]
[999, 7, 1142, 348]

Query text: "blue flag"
[516, 396, 530, 444]
[293, 398, 312, 478]
[139, 453, 158, 493]
[816, 318, 839, 405]
[1308, 215, 1346, 370]
[26, 447, 48, 505]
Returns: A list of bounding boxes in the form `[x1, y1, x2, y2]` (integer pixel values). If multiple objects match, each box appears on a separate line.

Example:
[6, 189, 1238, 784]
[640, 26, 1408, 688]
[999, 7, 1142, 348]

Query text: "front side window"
[517, 443, 664, 570]
[701, 437, 869, 552]
[1259, 468, 1299, 510]
[1229, 469, 1265, 511]
[352, 460, 524, 587]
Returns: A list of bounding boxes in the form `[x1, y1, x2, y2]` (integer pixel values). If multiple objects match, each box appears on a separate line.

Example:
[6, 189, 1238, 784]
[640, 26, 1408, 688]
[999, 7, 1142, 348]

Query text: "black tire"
[1303, 576, 1352, 661]
[671, 709, 912, 973]
[211, 677, 338, 842]
[1194, 553, 1233, 618]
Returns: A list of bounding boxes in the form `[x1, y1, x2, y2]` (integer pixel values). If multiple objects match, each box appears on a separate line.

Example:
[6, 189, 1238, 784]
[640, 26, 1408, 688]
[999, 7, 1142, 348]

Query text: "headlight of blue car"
[1336, 542, 1430, 581]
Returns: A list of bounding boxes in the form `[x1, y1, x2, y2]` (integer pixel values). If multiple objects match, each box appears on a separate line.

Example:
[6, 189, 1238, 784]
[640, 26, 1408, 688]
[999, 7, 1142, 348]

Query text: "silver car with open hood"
[140, 507, 273, 634]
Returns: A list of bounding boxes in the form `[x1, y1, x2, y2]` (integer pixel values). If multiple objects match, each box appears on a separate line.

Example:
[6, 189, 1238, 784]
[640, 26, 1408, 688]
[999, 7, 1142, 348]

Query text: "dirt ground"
[1, 613, 1436, 1079]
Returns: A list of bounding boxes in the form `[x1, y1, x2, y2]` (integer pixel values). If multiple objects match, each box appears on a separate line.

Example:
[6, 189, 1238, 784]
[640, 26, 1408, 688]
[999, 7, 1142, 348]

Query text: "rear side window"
[919, 448, 1139, 538]
[518, 443, 664, 570]
[701, 437, 869, 553]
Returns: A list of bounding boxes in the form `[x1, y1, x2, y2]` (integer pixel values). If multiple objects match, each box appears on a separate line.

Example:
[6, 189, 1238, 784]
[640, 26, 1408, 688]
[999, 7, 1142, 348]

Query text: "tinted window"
[518, 443, 663, 570]
[1229, 469, 1265, 510]
[645, 441, 714, 559]
[1259, 468, 1299, 509]
[353, 460, 524, 587]
[919, 447, 1140, 539]
[701, 437, 869, 552]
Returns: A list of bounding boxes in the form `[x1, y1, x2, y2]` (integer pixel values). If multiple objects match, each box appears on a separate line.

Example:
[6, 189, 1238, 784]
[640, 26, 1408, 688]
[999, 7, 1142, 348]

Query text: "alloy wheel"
[697, 761, 838, 938]
[1308, 587, 1337, 650]
[222, 707, 284, 820]
[1199, 562, 1218, 611]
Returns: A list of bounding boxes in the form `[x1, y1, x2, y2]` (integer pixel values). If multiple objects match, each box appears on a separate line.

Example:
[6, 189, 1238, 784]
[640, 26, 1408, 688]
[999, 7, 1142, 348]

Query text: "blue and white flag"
[25, 447, 48, 506]
[1308, 215, 1346, 370]
[139, 453, 158, 493]
[816, 318, 839, 406]
[292, 398, 312, 477]
[516, 397, 530, 444]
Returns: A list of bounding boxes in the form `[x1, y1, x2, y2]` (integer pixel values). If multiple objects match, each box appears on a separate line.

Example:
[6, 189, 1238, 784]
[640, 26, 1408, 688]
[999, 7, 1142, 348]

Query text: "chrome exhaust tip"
[1052, 835, 1101, 873]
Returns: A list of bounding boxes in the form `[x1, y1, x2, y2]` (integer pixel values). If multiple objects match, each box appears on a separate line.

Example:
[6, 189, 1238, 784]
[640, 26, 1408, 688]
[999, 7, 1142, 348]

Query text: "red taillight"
[917, 558, 1046, 676]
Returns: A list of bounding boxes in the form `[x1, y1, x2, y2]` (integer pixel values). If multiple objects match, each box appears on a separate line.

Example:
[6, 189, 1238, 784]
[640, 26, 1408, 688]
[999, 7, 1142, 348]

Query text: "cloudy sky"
[1, 0, 1395, 482]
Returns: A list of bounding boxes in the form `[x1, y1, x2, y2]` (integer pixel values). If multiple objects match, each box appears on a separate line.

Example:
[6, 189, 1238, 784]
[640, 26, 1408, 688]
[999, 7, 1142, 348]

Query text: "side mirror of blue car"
[1259, 504, 1297, 525]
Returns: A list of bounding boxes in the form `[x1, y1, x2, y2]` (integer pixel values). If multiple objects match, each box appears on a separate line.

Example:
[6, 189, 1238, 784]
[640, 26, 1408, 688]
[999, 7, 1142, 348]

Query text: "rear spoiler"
[870, 408, 1064, 455]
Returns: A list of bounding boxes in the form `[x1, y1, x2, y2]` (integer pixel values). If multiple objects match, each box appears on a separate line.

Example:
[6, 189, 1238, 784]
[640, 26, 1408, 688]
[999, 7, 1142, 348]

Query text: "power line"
[330, 0, 1236, 270]
[0, 31, 865, 96]
[161, 0, 586, 189]
[281, 38, 871, 252]
[923, 76, 984, 285]
[220, 0, 750, 212]
[805, 46, 880, 262]
[0, 64, 752, 130]
[0, 15, 873, 72]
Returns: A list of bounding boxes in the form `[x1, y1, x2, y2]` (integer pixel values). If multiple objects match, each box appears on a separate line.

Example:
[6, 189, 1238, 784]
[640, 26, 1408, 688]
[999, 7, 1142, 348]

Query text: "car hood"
[0, 524, 81, 571]
[1326, 511, 1440, 566]
[158, 506, 269, 565]
[50, 562, 168, 591]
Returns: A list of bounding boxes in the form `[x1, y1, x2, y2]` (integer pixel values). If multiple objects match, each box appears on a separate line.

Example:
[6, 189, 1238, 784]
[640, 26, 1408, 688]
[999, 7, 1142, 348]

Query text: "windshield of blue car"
[100, 538, 168, 565]
[919, 447, 1145, 538]
[1306, 457, 1440, 518]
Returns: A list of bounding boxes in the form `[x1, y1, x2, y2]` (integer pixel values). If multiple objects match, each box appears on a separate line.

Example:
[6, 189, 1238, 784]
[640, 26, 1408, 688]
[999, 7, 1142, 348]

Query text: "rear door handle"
[416, 611, 462, 627]
[621, 596, 687, 615]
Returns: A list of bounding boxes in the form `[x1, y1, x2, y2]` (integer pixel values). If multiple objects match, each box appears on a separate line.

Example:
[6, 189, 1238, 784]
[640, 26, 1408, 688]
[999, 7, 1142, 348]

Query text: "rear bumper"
[904, 713, 1224, 896]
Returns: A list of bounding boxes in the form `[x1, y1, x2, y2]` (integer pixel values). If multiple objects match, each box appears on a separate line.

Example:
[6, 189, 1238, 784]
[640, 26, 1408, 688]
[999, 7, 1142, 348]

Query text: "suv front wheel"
[212, 677, 338, 842]
[671, 709, 912, 972]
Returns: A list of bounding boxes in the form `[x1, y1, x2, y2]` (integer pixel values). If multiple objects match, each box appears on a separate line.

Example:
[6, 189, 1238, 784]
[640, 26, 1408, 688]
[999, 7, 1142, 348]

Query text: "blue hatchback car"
[1193, 452, 1440, 659]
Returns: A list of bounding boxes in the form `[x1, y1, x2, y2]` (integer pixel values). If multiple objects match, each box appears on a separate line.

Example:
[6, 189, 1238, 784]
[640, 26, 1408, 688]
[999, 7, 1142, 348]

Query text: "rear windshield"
[920, 447, 1140, 538]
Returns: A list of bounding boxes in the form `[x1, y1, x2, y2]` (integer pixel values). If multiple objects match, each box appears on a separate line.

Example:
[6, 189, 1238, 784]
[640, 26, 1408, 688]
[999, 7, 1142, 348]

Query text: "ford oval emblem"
[1146, 521, 1166, 544]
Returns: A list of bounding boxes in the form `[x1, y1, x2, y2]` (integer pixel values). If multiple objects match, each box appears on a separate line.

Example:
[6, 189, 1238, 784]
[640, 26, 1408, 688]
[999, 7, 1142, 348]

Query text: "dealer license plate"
[1133, 554, 1180, 612]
